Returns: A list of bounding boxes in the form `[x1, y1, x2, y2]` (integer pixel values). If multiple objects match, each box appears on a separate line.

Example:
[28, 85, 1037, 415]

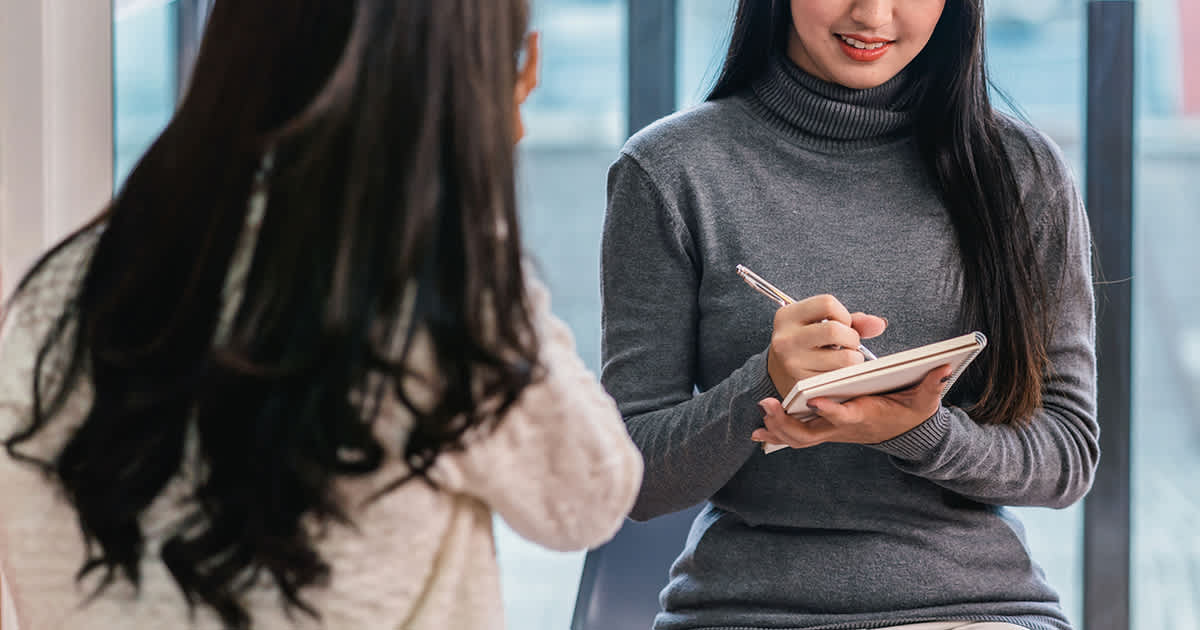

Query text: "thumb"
[759, 397, 788, 418]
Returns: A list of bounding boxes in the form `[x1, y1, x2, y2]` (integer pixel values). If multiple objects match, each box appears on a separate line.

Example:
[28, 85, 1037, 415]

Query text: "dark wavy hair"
[708, 0, 1052, 426]
[4, 0, 535, 626]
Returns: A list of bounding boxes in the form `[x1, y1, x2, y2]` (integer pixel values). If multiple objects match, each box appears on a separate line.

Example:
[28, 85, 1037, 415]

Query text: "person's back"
[0, 2, 642, 628]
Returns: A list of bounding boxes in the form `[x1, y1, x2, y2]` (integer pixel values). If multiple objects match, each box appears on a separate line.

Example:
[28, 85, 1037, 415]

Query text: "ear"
[513, 32, 540, 144]
[515, 31, 540, 106]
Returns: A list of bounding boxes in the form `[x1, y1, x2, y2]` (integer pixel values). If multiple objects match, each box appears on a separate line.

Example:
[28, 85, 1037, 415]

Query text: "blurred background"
[110, 0, 1199, 628]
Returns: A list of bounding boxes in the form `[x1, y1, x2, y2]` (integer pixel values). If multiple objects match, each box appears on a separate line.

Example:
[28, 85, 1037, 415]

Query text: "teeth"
[839, 35, 887, 50]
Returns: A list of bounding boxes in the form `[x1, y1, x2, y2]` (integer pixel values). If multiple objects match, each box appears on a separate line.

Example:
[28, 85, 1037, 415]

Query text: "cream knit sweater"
[0, 228, 643, 629]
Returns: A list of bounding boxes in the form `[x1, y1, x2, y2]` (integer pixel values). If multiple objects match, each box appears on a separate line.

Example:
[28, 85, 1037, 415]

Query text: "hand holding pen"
[735, 264, 887, 397]
[736, 265, 880, 360]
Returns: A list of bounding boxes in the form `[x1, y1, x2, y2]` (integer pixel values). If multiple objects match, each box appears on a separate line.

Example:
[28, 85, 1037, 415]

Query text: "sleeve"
[0, 235, 96, 452]
[865, 141, 1099, 509]
[0, 298, 40, 444]
[429, 273, 644, 552]
[600, 153, 777, 521]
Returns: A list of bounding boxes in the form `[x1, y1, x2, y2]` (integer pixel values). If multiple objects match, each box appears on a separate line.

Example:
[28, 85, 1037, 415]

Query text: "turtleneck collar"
[746, 54, 917, 150]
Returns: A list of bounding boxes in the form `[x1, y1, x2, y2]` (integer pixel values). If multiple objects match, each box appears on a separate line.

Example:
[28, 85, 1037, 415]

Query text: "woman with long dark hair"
[601, 1, 1095, 629]
[0, 1, 642, 628]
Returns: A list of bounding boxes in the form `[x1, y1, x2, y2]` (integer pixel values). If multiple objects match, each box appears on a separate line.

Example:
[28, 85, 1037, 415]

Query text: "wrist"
[766, 345, 794, 397]
[869, 406, 951, 462]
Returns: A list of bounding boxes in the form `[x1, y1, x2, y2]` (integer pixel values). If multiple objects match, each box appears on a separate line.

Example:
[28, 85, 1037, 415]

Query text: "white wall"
[0, 2, 112, 627]
[0, 0, 113, 299]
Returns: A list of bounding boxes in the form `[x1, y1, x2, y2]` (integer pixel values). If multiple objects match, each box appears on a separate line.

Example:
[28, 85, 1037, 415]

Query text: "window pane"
[497, 1, 626, 628]
[1132, 0, 1200, 627]
[113, 0, 178, 188]
[985, 3, 1086, 627]
[677, 0, 735, 109]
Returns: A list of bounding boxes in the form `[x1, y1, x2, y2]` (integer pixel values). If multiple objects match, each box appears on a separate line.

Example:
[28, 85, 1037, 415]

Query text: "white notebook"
[764, 331, 988, 454]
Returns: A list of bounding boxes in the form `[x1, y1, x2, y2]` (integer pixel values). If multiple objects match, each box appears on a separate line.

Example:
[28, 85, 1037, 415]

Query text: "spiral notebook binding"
[940, 331, 988, 397]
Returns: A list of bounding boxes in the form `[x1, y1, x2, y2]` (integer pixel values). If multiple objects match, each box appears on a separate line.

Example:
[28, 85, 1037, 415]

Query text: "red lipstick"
[835, 33, 894, 62]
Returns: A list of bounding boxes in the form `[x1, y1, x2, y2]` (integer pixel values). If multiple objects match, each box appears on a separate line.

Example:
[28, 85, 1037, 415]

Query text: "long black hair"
[4, 0, 535, 626]
[709, 0, 1051, 426]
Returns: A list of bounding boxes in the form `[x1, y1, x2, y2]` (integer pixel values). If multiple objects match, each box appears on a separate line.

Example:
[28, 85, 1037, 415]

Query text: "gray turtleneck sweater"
[600, 56, 1098, 630]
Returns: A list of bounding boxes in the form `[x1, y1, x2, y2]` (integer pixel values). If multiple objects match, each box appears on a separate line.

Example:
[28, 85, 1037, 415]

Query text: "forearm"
[616, 351, 776, 520]
[432, 277, 643, 551]
[872, 394, 1098, 508]
[603, 150, 768, 520]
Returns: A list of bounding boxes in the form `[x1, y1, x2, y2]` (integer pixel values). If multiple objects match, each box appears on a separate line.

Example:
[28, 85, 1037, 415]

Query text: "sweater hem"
[662, 612, 1061, 630]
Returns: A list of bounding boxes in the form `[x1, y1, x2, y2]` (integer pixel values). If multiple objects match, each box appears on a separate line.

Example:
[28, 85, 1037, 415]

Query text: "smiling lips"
[835, 33, 894, 62]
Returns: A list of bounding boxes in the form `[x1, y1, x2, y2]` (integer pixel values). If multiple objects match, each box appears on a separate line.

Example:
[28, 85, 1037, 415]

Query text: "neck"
[744, 54, 916, 152]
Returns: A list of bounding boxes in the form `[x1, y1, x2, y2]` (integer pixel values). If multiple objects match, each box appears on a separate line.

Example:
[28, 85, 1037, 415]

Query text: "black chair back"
[570, 505, 703, 630]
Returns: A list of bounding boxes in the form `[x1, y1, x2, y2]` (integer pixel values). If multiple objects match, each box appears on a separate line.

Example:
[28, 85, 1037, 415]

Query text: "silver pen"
[735, 264, 879, 361]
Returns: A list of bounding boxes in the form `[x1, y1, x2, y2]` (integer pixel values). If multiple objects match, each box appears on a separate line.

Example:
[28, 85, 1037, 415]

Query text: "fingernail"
[751, 436, 764, 443]
[758, 402, 768, 413]
[882, 317, 890, 327]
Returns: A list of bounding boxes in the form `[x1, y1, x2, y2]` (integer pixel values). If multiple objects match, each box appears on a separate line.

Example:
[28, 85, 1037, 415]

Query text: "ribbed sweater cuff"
[746, 351, 783, 402]
[869, 406, 951, 462]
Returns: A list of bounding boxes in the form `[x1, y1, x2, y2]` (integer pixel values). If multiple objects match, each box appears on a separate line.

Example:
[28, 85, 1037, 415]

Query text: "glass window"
[1132, 0, 1200, 627]
[498, 1, 626, 628]
[985, 2, 1086, 625]
[113, 0, 178, 188]
[677, 1, 735, 109]
[985, 0, 1085, 143]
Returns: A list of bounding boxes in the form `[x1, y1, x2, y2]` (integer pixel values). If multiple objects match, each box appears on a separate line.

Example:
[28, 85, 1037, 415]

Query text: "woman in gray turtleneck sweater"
[600, 1, 1097, 629]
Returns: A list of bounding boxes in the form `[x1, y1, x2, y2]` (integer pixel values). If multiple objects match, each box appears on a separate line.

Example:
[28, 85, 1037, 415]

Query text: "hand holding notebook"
[763, 332, 987, 453]
[736, 265, 987, 454]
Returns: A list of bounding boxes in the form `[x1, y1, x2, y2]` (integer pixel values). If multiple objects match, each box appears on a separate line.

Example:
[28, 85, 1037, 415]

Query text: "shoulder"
[8, 224, 102, 306]
[995, 113, 1071, 165]
[6, 225, 103, 325]
[993, 113, 1079, 202]
[610, 98, 759, 219]
[990, 115, 1093, 270]
[0, 226, 102, 443]
[620, 98, 754, 176]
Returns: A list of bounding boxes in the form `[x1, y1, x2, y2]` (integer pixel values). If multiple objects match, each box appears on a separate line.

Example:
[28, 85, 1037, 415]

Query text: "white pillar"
[0, 2, 112, 627]
[0, 0, 113, 299]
